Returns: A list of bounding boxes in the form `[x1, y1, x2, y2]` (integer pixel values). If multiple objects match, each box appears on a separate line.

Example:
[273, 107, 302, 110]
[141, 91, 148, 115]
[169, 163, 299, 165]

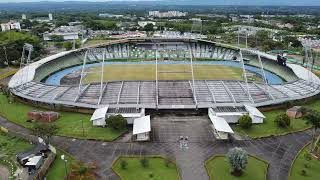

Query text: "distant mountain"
[167, 0, 320, 6]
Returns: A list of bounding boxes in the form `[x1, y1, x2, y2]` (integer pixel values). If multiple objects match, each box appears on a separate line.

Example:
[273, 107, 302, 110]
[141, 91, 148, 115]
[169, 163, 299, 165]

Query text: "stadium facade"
[8, 38, 320, 110]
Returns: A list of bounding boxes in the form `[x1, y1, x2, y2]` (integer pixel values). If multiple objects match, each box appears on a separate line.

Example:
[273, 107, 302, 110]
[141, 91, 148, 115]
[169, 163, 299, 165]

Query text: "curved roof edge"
[287, 64, 320, 85]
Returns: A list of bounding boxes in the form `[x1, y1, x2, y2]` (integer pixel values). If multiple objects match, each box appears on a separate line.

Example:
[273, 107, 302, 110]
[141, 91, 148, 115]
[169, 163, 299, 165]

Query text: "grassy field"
[232, 109, 310, 138]
[205, 155, 268, 180]
[112, 156, 179, 180]
[231, 100, 320, 138]
[46, 150, 77, 180]
[83, 64, 243, 83]
[0, 94, 126, 141]
[0, 132, 34, 178]
[289, 144, 320, 180]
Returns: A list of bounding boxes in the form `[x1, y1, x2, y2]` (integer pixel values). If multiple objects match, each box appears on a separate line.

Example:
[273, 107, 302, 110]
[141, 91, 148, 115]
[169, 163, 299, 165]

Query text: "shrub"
[274, 114, 291, 128]
[164, 158, 171, 167]
[304, 163, 311, 169]
[120, 160, 128, 170]
[227, 147, 248, 176]
[301, 169, 307, 176]
[140, 157, 149, 168]
[149, 172, 154, 178]
[239, 115, 252, 129]
[107, 115, 127, 130]
[303, 152, 312, 161]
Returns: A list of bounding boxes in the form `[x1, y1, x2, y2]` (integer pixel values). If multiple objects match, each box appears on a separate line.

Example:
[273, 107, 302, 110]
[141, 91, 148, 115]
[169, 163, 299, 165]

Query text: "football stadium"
[8, 38, 320, 110]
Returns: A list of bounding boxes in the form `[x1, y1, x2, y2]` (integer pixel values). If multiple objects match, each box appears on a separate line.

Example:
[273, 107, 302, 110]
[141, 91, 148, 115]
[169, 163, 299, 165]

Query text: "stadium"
[8, 38, 320, 111]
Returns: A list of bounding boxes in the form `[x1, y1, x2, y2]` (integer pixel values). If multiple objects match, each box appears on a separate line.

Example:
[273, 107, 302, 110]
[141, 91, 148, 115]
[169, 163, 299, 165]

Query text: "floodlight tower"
[19, 43, 33, 88]
[191, 18, 203, 38]
[302, 40, 316, 85]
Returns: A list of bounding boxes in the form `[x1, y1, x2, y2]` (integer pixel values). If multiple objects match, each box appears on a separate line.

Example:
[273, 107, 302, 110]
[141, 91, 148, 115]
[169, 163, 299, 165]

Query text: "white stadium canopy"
[244, 105, 265, 118]
[209, 114, 234, 134]
[133, 115, 151, 135]
[90, 106, 109, 121]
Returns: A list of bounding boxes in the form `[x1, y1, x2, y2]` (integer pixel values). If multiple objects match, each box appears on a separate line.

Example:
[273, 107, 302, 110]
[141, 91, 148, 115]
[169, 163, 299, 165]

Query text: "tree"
[106, 115, 127, 130]
[274, 114, 291, 128]
[144, 23, 154, 32]
[31, 122, 59, 144]
[69, 162, 96, 180]
[303, 109, 320, 151]
[140, 157, 149, 168]
[227, 147, 248, 176]
[63, 41, 73, 50]
[120, 160, 128, 170]
[239, 115, 252, 129]
[0, 31, 43, 65]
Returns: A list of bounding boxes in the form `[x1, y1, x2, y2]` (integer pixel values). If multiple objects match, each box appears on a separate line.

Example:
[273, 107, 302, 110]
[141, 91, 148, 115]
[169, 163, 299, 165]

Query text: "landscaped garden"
[0, 94, 127, 141]
[205, 149, 268, 180]
[112, 156, 180, 180]
[0, 132, 33, 179]
[232, 100, 320, 138]
[289, 144, 320, 180]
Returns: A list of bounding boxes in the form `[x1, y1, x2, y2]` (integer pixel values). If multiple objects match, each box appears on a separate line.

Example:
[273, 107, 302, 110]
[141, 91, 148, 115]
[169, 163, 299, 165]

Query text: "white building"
[149, 11, 187, 18]
[132, 115, 151, 141]
[138, 21, 156, 28]
[49, 13, 53, 21]
[244, 105, 265, 124]
[43, 32, 79, 41]
[208, 106, 265, 124]
[209, 114, 234, 140]
[1, 22, 21, 32]
[90, 107, 109, 126]
[22, 14, 27, 20]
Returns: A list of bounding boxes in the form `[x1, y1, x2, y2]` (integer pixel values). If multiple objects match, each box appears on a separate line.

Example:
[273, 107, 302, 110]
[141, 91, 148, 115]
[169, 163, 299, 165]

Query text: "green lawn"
[112, 156, 180, 180]
[84, 64, 243, 83]
[0, 94, 126, 141]
[231, 100, 320, 138]
[289, 144, 320, 180]
[0, 132, 34, 178]
[46, 150, 77, 180]
[205, 155, 268, 180]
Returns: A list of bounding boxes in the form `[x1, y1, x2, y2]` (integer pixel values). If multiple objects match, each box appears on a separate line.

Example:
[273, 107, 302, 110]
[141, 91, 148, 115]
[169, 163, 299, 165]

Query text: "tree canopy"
[0, 31, 43, 66]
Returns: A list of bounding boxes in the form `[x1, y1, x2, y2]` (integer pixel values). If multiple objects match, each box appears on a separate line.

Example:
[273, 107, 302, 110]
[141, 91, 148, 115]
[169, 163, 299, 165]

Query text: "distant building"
[99, 13, 123, 18]
[148, 11, 187, 18]
[1, 21, 21, 32]
[48, 13, 53, 21]
[22, 14, 27, 20]
[1, 23, 10, 32]
[43, 32, 79, 41]
[138, 21, 156, 28]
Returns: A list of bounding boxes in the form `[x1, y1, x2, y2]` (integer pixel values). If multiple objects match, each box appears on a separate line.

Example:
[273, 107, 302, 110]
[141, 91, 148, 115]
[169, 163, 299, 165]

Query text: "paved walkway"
[0, 116, 313, 180]
[0, 165, 10, 180]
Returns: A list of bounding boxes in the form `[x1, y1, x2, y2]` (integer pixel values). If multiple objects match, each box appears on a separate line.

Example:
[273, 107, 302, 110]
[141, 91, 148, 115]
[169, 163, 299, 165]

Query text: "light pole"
[81, 118, 85, 137]
[61, 155, 68, 179]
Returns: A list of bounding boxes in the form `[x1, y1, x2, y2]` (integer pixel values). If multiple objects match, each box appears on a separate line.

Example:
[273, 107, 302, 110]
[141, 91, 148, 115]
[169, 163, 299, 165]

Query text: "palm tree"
[304, 109, 320, 152]
[68, 162, 97, 180]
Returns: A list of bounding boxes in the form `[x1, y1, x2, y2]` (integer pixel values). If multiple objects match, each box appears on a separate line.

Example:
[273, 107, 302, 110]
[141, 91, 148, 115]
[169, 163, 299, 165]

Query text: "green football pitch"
[82, 64, 243, 83]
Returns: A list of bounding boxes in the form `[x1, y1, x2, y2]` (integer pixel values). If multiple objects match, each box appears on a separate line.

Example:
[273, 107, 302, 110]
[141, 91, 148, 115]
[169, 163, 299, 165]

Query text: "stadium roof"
[287, 64, 320, 85]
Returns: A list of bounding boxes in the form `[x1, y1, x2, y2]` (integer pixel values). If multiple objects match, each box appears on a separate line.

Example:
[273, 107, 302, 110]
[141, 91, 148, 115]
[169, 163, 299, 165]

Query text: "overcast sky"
[0, 0, 320, 6]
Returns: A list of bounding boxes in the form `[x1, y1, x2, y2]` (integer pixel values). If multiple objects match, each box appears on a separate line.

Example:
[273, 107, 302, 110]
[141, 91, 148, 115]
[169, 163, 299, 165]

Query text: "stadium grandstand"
[8, 38, 320, 110]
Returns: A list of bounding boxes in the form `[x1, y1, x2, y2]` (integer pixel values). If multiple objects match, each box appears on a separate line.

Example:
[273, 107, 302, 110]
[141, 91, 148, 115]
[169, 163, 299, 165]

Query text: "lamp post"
[61, 155, 68, 179]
